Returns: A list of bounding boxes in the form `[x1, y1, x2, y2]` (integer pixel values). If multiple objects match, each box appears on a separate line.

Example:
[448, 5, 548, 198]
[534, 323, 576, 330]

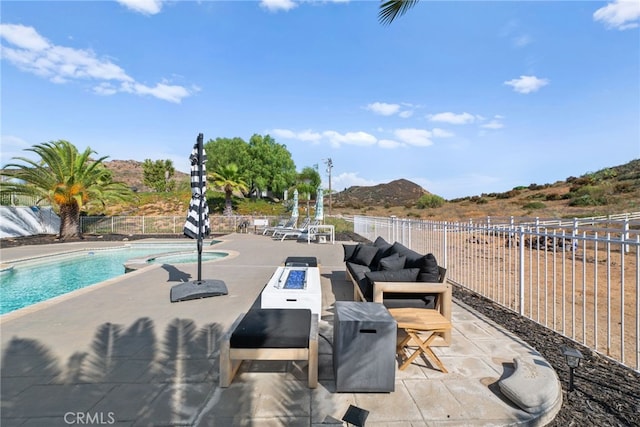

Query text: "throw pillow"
[365, 268, 420, 283]
[351, 244, 379, 267]
[373, 236, 390, 248]
[418, 253, 440, 281]
[379, 253, 406, 271]
[342, 244, 359, 262]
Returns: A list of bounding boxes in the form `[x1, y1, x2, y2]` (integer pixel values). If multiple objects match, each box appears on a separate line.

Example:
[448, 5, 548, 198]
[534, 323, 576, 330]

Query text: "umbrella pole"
[197, 133, 204, 283]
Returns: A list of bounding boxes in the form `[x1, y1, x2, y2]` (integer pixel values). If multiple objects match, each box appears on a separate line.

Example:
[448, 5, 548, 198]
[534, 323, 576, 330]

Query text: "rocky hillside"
[332, 179, 429, 209]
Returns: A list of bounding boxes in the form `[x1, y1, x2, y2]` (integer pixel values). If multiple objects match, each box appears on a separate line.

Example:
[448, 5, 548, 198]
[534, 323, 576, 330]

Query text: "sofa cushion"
[382, 294, 437, 309]
[390, 242, 423, 266]
[373, 236, 391, 248]
[230, 308, 311, 348]
[417, 253, 440, 282]
[351, 244, 379, 267]
[342, 244, 359, 262]
[365, 268, 420, 284]
[379, 253, 406, 271]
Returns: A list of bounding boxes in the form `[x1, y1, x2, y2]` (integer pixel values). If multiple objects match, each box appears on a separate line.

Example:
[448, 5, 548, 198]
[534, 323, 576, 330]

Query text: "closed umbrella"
[292, 189, 299, 226]
[171, 133, 227, 302]
[315, 186, 324, 222]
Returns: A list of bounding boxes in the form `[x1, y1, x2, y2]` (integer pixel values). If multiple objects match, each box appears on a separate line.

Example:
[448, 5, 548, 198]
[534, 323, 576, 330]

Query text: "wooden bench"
[219, 308, 319, 388]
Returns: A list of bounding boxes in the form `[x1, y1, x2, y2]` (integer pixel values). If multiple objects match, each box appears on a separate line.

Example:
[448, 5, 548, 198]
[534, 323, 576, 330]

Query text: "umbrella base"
[170, 279, 228, 302]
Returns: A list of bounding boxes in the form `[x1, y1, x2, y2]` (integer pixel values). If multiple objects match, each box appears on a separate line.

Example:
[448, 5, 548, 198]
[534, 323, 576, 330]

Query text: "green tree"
[210, 163, 249, 216]
[295, 166, 322, 218]
[247, 134, 297, 198]
[379, 0, 420, 25]
[203, 137, 251, 180]
[142, 159, 175, 192]
[0, 140, 133, 239]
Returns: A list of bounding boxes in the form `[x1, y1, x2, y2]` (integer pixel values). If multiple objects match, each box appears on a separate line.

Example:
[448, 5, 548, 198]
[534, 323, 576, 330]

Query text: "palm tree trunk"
[59, 202, 81, 239]
[224, 190, 233, 216]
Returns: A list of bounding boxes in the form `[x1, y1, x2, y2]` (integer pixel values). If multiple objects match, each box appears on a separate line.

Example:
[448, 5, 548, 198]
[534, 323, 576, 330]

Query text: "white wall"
[0, 206, 60, 239]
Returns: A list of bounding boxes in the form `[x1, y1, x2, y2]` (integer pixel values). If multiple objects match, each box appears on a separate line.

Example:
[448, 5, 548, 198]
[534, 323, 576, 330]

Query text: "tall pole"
[196, 133, 204, 283]
[325, 158, 333, 216]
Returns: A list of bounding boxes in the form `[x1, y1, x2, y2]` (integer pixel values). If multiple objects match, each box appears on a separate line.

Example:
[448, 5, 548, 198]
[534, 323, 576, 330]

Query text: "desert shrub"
[475, 197, 488, 204]
[497, 189, 520, 199]
[569, 185, 608, 206]
[528, 183, 544, 190]
[416, 194, 445, 209]
[523, 201, 546, 210]
[545, 193, 563, 201]
[614, 182, 634, 193]
[406, 211, 421, 218]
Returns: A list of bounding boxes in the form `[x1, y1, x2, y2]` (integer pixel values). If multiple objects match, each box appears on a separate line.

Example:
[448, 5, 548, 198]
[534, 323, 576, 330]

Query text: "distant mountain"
[332, 179, 429, 208]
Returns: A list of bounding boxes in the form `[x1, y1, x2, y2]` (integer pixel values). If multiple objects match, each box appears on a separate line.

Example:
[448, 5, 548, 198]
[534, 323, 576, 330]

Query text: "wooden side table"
[387, 308, 452, 373]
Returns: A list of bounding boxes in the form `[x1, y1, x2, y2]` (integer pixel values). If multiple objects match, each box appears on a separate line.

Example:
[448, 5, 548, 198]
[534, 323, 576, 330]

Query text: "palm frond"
[378, 0, 421, 26]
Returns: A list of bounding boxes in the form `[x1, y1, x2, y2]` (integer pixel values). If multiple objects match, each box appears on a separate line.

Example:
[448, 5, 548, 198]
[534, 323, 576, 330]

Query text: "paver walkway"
[0, 233, 561, 426]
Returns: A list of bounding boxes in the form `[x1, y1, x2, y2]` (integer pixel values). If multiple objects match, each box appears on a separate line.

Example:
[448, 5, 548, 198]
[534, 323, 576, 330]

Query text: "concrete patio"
[0, 233, 562, 426]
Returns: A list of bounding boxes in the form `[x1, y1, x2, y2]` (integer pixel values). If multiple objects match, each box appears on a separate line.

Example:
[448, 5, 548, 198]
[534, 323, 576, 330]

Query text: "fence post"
[443, 221, 448, 269]
[518, 226, 525, 315]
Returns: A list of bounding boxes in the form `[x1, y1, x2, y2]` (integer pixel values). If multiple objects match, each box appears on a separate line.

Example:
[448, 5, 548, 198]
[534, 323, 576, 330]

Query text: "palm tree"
[379, 0, 420, 25]
[0, 140, 133, 239]
[210, 163, 249, 216]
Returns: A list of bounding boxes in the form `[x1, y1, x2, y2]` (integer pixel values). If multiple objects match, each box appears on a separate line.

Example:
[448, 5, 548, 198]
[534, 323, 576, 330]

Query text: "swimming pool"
[0, 243, 227, 315]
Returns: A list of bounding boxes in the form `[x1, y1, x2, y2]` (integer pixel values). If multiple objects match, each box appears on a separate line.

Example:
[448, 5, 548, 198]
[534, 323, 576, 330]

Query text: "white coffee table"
[261, 266, 322, 314]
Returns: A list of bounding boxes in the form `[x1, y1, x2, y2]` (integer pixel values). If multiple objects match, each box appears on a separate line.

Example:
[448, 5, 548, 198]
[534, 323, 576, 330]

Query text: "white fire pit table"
[261, 266, 322, 315]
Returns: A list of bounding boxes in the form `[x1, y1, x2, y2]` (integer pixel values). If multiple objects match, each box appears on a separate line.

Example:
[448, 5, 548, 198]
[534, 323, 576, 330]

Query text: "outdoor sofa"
[344, 236, 451, 345]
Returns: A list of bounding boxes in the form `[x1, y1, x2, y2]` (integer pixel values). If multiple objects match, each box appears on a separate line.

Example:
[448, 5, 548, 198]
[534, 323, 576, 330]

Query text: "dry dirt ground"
[1, 233, 639, 426]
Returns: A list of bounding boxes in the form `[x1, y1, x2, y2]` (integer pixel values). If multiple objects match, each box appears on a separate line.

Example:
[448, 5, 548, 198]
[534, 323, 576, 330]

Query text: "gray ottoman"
[333, 301, 397, 392]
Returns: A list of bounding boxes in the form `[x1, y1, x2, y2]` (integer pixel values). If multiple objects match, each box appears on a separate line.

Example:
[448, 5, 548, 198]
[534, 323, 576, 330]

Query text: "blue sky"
[1, 0, 639, 199]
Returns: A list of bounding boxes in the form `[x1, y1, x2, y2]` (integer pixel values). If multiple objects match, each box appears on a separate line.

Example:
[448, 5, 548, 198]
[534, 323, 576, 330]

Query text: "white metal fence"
[354, 214, 640, 372]
[80, 215, 281, 235]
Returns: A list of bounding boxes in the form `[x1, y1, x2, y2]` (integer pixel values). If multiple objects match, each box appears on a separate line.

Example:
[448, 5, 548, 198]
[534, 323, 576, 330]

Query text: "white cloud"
[271, 128, 323, 142]
[332, 172, 378, 192]
[116, 0, 164, 15]
[513, 34, 532, 48]
[481, 120, 504, 130]
[378, 139, 403, 149]
[323, 130, 377, 148]
[594, 0, 640, 30]
[398, 110, 414, 118]
[504, 75, 549, 94]
[0, 24, 192, 103]
[432, 128, 455, 138]
[393, 128, 433, 147]
[428, 112, 476, 125]
[260, 0, 298, 12]
[366, 102, 401, 116]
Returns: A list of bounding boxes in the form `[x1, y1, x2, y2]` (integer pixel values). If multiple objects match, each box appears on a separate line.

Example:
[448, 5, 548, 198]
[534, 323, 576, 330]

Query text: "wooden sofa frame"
[346, 266, 452, 346]
[219, 312, 319, 388]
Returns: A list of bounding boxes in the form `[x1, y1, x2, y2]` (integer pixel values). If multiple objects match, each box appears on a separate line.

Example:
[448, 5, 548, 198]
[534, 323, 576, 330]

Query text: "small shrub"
[523, 201, 546, 210]
[416, 194, 445, 209]
[545, 193, 562, 201]
[475, 197, 488, 204]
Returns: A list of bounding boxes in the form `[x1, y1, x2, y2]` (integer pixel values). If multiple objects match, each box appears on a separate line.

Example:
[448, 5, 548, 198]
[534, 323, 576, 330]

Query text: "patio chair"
[272, 217, 311, 239]
[275, 218, 320, 241]
[262, 217, 297, 236]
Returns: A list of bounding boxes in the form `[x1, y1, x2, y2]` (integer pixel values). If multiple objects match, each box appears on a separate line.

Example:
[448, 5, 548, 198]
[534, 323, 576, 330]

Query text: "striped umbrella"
[171, 133, 227, 302]
[292, 189, 299, 222]
[184, 133, 209, 282]
[315, 186, 324, 222]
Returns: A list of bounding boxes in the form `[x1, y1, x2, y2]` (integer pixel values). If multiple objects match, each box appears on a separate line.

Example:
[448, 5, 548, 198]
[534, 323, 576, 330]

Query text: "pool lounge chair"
[272, 217, 311, 239]
[275, 219, 320, 242]
[262, 217, 297, 236]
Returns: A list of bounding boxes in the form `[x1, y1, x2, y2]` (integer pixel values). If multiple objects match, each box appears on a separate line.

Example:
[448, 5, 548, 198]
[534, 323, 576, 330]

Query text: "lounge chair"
[275, 219, 320, 241]
[262, 217, 297, 236]
[272, 217, 311, 239]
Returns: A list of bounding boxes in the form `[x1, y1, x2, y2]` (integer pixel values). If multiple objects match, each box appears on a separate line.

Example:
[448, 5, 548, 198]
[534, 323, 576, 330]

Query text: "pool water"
[0, 244, 226, 315]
